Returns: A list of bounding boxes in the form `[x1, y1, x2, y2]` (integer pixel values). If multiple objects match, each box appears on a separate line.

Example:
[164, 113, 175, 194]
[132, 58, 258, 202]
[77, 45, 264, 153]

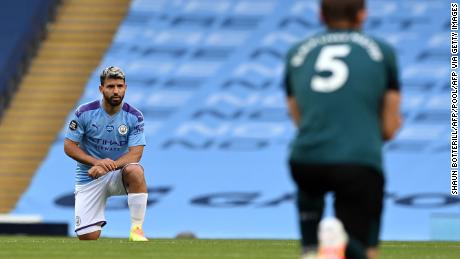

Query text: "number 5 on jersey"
[311, 45, 351, 93]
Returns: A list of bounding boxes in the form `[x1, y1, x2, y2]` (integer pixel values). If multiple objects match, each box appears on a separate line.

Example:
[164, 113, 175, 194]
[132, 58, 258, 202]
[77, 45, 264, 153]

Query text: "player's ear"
[99, 84, 103, 93]
[356, 9, 367, 26]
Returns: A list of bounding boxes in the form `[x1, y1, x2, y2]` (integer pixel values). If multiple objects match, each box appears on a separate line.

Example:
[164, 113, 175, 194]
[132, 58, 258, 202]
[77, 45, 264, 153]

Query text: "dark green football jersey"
[284, 29, 399, 172]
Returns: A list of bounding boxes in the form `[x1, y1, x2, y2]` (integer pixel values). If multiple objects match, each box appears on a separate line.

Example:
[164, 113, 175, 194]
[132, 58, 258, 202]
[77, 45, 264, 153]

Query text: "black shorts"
[289, 161, 385, 248]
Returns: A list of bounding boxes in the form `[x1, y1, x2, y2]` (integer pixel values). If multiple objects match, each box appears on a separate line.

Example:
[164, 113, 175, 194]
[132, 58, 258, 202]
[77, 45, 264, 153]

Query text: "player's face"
[100, 78, 126, 107]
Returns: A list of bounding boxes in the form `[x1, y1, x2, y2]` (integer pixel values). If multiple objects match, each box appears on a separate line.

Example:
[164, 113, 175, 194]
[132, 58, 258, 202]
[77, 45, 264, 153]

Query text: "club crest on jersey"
[118, 124, 128, 135]
[69, 120, 78, 131]
[106, 125, 114, 132]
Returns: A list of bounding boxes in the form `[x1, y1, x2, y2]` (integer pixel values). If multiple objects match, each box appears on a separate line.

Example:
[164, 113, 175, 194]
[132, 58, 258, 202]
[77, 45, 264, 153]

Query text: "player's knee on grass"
[78, 230, 101, 240]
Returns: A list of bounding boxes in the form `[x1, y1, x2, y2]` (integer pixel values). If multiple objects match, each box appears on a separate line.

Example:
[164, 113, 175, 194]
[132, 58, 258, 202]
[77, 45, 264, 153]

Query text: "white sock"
[128, 193, 148, 229]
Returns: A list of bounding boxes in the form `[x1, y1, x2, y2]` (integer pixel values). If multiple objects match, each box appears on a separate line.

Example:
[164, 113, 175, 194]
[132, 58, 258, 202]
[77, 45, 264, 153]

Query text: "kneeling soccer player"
[64, 66, 149, 241]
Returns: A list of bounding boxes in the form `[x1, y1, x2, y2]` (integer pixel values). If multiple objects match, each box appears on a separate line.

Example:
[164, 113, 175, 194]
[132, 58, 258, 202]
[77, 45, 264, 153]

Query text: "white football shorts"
[74, 168, 126, 236]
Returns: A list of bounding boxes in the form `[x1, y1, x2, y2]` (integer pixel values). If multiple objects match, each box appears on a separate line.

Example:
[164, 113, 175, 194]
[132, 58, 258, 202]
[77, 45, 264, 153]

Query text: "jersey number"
[311, 45, 351, 93]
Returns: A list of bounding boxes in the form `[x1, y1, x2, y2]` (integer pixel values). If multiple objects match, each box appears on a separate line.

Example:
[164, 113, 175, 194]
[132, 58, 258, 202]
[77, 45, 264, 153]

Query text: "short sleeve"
[128, 113, 146, 147]
[284, 72, 293, 97]
[383, 45, 400, 91]
[283, 47, 296, 97]
[65, 109, 85, 143]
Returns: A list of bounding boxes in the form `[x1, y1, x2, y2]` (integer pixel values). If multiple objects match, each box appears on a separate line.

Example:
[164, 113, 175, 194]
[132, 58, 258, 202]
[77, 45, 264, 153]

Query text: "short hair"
[321, 0, 365, 26]
[100, 66, 125, 85]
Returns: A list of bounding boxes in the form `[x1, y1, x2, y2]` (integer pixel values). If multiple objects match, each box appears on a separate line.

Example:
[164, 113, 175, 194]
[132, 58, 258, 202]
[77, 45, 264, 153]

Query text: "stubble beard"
[105, 94, 124, 107]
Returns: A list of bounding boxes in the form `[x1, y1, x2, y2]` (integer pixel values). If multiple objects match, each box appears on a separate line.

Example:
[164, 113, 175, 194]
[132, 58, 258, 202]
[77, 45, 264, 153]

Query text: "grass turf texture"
[0, 237, 459, 259]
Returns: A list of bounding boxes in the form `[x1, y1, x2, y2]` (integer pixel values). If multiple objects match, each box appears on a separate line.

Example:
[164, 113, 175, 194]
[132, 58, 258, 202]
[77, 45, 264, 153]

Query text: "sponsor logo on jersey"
[69, 120, 78, 131]
[88, 137, 127, 146]
[118, 124, 128, 135]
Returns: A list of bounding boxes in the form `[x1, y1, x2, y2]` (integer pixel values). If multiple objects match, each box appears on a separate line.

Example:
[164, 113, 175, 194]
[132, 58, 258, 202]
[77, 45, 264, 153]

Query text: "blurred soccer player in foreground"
[283, 0, 401, 258]
[64, 66, 149, 241]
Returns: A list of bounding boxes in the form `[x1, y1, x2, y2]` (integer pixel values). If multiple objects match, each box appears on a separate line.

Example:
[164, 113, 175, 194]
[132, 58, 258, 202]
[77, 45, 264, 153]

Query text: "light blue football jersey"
[65, 100, 146, 185]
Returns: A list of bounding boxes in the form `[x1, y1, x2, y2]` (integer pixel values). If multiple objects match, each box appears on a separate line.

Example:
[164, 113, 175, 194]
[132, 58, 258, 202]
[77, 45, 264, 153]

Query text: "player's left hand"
[95, 158, 118, 172]
[88, 165, 107, 179]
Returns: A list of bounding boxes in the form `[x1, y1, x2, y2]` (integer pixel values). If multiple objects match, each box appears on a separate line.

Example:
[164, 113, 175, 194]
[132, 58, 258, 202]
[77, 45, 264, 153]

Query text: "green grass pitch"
[0, 236, 458, 259]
